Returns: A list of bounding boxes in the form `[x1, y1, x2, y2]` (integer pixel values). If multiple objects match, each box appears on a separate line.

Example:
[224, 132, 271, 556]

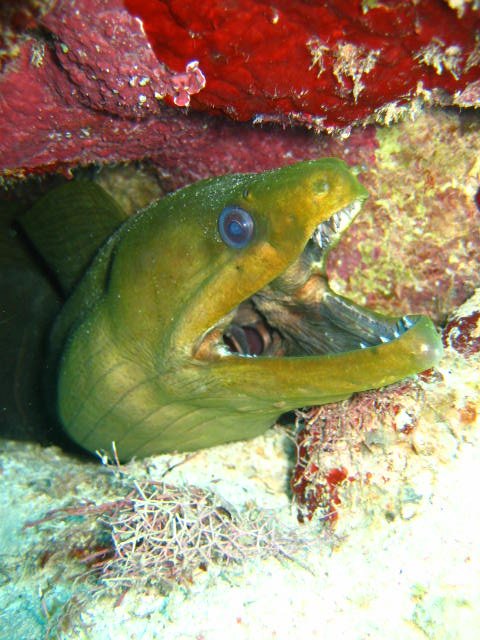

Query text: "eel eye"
[218, 206, 255, 249]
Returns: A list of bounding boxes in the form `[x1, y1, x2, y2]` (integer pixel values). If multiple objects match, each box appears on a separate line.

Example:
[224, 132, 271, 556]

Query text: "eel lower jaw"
[195, 197, 416, 362]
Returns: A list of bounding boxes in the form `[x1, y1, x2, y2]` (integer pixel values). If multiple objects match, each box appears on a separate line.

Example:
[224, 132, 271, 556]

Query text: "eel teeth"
[401, 315, 415, 329]
[313, 200, 363, 250]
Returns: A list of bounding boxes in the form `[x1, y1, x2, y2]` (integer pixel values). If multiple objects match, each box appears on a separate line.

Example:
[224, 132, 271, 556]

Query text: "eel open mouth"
[212, 200, 415, 359]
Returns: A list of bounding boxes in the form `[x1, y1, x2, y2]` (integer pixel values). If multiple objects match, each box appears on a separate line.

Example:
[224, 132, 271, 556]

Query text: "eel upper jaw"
[196, 197, 414, 361]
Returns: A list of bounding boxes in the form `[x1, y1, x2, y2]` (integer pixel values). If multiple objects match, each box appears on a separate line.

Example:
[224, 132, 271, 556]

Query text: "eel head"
[43, 159, 442, 457]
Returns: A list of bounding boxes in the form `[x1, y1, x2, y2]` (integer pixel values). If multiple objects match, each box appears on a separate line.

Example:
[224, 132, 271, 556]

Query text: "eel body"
[6, 160, 443, 459]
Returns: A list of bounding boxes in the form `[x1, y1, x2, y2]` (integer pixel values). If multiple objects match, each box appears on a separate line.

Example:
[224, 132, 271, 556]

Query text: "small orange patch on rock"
[459, 401, 477, 425]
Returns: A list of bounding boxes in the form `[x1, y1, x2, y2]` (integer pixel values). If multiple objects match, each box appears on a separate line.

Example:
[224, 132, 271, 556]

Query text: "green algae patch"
[329, 110, 480, 323]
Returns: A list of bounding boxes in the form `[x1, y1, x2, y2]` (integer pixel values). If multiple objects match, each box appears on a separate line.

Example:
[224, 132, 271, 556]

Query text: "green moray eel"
[6, 160, 442, 459]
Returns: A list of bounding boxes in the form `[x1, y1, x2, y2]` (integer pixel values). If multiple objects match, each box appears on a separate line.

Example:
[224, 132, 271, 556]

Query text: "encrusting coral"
[1, 0, 479, 178]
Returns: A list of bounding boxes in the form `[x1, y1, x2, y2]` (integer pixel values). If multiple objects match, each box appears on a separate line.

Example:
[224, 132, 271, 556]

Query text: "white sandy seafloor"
[1, 292, 479, 640]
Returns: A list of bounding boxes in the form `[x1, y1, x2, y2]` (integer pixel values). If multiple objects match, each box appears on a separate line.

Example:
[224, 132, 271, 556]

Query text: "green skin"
[38, 159, 442, 459]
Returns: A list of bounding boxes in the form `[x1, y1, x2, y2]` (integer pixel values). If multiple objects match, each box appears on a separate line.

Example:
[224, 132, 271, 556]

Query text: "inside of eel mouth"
[220, 201, 413, 359]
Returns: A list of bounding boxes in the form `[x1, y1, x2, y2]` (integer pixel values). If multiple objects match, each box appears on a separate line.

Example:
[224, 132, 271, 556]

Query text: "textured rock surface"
[0, 107, 479, 638]
[328, 109, 480, 323]
[0, 4, 479, 634]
